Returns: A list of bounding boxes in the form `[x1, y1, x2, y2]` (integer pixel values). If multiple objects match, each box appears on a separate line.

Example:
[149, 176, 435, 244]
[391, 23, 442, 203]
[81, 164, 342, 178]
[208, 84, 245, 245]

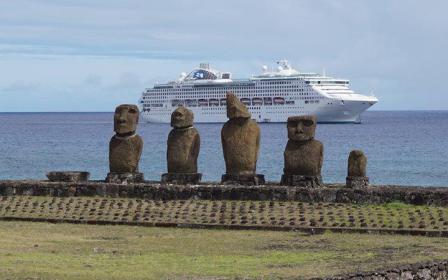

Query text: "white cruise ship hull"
[139, 61, 378, 124]
[142, 99, 375, 123]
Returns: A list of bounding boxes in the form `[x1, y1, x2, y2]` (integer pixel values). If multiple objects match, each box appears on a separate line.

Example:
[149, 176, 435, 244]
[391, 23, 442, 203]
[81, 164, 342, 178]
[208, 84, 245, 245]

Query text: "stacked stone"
[221, 92, 265, 185]
[46, 171, 90, 182]
[161, 106, 202, 184]
[280, 115, 324, 188]
[106, 104, 144, 184]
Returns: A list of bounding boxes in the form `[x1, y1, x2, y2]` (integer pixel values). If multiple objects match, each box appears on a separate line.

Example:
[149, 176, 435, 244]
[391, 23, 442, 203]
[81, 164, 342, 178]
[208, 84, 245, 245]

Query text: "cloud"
[0, 0, 447, 111]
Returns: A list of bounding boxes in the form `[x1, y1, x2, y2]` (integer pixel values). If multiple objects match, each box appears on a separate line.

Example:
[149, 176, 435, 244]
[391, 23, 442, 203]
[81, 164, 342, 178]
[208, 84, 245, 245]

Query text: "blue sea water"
[0, 111, 447, 186]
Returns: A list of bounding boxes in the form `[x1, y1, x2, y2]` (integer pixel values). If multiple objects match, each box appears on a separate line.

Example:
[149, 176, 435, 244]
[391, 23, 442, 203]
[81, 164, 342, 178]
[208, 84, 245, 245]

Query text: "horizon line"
[1, 109, 448, 114]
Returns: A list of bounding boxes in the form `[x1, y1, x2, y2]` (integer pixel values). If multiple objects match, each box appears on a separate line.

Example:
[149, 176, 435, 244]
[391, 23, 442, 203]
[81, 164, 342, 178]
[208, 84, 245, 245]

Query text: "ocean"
[0, 111, 447, 186]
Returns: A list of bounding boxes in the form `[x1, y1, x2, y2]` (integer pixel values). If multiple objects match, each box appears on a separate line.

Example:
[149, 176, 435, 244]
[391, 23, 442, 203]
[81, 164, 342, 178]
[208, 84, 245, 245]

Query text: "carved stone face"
[226, 92, 251, 119]
[114, 104, 139, 134]
[171, 106, 194, 128]
[287, 115, 316, 141]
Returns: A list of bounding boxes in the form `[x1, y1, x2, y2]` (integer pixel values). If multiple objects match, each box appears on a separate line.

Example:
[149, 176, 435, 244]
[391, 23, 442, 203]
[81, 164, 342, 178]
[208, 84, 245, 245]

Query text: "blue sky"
[0, 0, 447, 111]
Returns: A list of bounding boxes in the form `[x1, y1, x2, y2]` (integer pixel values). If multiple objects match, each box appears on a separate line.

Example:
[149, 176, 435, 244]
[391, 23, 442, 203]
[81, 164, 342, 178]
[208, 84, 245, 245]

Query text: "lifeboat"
[240, 98, 251, 106]
[252, 97, 263, 105]
[171, 99, 183, 107]
[263, 97, 272, 105]
[209, 99, 219, 106]
[198, 99, 208, 106]
[220, 98, 227, 106]
[185, 99, 197, 107]
[273, 97, 285, 105]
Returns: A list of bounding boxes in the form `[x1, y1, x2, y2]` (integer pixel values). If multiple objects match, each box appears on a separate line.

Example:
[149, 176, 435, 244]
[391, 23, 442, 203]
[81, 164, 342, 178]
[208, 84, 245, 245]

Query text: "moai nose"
[296, 123, 304, 133]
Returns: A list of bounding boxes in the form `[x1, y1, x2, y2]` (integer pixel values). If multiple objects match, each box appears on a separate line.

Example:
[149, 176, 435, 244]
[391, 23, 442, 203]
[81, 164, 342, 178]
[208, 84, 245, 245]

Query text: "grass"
[0, 221, 448, 279]
[2, 196, 448, 232]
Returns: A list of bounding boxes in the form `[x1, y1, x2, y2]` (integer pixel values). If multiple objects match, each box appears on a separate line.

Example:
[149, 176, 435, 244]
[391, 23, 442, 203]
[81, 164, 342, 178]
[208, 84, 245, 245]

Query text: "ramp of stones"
[1, 196, 448, 235]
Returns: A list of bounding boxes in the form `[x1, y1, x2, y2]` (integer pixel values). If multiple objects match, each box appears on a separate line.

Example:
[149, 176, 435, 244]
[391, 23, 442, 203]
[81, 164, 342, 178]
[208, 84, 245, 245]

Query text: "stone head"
[287, 115, 317, 141]
[348, 149, 367, 177]
[114, 104, 139, 135]
[226, 92, 251, 119]
[349, 150, 365, 162]
[171, 106, 194, 128]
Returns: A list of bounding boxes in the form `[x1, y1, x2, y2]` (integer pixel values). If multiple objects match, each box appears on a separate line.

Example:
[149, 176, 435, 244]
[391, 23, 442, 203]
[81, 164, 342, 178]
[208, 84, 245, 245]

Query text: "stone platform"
[1, 180, 448, 206]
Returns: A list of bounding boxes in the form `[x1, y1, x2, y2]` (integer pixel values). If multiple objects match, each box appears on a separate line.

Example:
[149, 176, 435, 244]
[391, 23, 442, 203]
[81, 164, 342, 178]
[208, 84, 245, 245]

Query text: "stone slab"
[280, 175, 323, 188]
[46, 171, 90, 182]
[346, 176, 370, 188]
[221, 174, 265, 186]
[161, 173, 202, 184]
[105, 172, 144, 184]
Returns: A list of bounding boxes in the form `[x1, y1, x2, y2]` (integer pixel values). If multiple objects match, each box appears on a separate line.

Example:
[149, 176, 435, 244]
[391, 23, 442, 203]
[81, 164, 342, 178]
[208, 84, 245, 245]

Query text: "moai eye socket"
[129, 108, 137, 114]
[287, 121, 297, 128]
[303, 119, 314, 127]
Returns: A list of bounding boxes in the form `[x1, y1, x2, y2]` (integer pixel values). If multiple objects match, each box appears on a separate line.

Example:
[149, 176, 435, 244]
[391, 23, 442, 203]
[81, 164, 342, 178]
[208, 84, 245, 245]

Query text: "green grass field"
[1, 221, 448, 279]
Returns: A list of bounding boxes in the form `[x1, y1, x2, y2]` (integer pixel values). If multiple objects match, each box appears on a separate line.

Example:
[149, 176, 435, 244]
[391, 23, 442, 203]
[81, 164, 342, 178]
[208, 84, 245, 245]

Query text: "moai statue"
[221, 92, 265, 185]
[105, 104, 144, 184]
[161, 106, 201, 184]
[280, 115, 324, 187]
[346, 150, 369, 188]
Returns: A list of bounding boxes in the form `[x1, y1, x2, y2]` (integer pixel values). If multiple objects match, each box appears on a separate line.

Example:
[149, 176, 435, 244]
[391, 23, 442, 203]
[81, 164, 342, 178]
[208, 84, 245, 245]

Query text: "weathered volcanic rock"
[346, 150, 369, 188]
[46, 171, 90, 182]
[221, 92, 263, 185]
[163, 106, 201, 184]
[281, 115, 324, 187]
[107, 104, 143, 183]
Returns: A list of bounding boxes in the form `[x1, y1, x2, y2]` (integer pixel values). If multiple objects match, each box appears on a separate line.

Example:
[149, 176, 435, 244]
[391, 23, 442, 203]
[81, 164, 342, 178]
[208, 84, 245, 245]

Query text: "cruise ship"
[139, 60, 378, 123]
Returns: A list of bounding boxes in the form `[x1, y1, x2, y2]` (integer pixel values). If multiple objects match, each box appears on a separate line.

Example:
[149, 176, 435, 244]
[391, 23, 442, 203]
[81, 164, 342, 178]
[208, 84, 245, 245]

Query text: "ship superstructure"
[139, 60, 378, 123]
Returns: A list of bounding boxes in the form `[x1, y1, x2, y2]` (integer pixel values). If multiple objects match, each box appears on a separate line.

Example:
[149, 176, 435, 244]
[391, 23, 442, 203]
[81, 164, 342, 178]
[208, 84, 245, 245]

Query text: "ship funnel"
[277, 59, 290, 69]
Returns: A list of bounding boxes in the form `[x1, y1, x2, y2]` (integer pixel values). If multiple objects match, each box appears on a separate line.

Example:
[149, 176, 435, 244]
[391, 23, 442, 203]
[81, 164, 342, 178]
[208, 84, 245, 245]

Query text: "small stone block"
[221, 174, 265, 186]
[46, 171, 90, 182]
[346, 176, 369, 188]
[280, 175, 323, 188]
[105, 172, 144, 184]
[161, 173, 202, 184]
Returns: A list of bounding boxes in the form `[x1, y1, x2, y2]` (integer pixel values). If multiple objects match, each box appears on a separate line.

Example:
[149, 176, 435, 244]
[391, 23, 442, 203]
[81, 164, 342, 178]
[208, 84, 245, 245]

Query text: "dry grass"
[0, 221, 447, 279]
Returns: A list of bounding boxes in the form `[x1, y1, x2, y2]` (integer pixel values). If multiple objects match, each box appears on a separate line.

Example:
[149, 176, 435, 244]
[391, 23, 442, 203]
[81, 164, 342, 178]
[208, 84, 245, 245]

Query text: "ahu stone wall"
[1, 180, 448, 206]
